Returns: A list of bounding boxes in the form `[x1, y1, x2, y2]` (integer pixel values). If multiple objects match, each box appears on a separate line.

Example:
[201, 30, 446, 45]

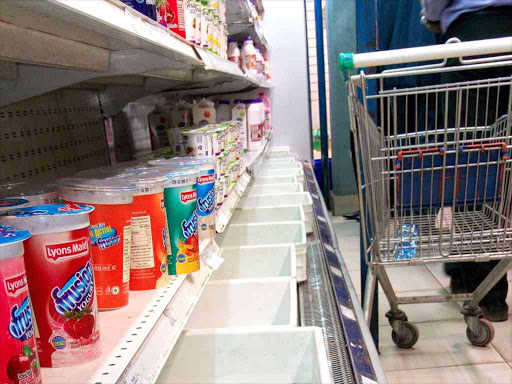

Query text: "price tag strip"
[201, 239, 223, 270]
[87, 239, 214, 384]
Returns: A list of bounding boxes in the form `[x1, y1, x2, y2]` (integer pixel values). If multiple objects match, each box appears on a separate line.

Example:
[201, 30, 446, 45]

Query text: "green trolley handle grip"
[338, 52, 354, 80]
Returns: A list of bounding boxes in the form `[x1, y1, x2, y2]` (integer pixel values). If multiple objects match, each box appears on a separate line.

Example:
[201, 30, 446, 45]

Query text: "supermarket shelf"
[41, 239, 219, 384]
[231, 23, 268, 51]
[225, 0, 267, 50]
[0, 0, 268, 109]
[216, 133, 273, 232]
[226, 0, 252, 26]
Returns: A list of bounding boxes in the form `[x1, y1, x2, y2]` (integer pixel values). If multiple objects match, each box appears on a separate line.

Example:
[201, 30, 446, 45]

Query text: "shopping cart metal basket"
[340, 36, 512, 348]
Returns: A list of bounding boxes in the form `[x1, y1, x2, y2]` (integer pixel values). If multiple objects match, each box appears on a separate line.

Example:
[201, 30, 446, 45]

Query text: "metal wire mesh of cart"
[346, 55, 512, 266]
[341, 37, 512, 349]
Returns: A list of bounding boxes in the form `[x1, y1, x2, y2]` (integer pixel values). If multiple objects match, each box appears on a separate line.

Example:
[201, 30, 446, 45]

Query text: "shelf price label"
[201, 240, 223, 270]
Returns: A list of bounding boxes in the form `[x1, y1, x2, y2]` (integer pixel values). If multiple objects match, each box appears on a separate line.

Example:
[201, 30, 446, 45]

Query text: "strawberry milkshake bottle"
[0, 204, 101, 368]
[0, 225, 42, 384]
[57, 179, 136, 310]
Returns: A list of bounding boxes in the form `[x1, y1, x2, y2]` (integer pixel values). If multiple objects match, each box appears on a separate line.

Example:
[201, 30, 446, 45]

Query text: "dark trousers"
[441, 6, 512, 305]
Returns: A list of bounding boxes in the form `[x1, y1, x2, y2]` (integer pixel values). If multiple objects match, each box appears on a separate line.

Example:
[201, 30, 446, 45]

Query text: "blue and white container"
[148, 157, 217, 239]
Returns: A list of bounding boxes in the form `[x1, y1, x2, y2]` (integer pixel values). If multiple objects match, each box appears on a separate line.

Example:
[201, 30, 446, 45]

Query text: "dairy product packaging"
[169, 101, 193, 128]
[58, 179, 136, 310]
[1, 181, 59, 206]
[114, 173, 171, 290]
[232, 100, 248, 151]
[0, 225, 43, 382]
[148, 106, 170, 150]
[161, 169, 200, 275]
[120, 0, 157, 21]
[192, 99, 216, 126]
[0, 204, 102, 368]
[149, 158, 216, 239]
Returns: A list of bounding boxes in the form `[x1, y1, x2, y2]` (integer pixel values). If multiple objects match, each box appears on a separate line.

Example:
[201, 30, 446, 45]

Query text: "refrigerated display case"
[0, 1, 386, 383]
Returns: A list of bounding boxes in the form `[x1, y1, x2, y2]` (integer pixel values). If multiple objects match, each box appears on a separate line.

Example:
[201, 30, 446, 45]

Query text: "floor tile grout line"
[490, 338, 512, 365]
[383, 360, 512, 373]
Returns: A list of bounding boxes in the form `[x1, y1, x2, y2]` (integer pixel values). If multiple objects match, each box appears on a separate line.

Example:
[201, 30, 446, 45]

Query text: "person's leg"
[440, 7, 512, 321]
[461, 260, 509, 322]
[444, 263, 465, 294]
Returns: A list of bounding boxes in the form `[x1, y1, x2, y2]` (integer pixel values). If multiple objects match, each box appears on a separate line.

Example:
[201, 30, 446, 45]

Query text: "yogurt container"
[166, 127, 186, 155]
[58, 179, 136, 310]
[114, 173, 171, 291]
[150, 158, 216, 239]
[0, 204, 101, 368]
[0, 225, 42, 384]
[182, 128, 214, 157]
[0, 198, 30, 213]
[161, 169, 200, 275]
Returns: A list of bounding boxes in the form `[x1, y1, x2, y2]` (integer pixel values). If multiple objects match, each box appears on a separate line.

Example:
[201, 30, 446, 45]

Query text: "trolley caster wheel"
[466, 318, 495, 347]
[391, 322, 419, 349]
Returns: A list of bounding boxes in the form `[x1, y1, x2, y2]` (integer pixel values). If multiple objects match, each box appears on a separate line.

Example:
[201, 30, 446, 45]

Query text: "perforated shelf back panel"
[0, 89, 109, 183]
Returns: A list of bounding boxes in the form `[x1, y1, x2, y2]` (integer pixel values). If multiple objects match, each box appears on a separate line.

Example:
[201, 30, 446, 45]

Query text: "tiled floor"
[331, 216, 512, 384]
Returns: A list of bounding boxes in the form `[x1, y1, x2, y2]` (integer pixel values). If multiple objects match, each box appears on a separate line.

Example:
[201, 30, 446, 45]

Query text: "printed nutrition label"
[130, 215, 155, 270]
[123, 225, 132, 284]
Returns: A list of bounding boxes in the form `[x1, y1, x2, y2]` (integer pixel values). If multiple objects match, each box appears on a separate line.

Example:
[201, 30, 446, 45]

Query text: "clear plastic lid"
[111, 173, 168, 196]
[153, 168, 200, 187]
[57, 178, 136, 205]
[0, 180, 57, 199]
[0, 204, 94, 235]
[149, 157, 215, 168]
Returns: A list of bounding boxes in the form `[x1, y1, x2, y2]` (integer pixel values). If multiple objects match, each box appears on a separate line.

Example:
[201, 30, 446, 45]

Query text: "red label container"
[114, 173, 170, 291]
[0, 205, 101, 368]
[58, 179, 136, 310]
[0, 225, 42, 384]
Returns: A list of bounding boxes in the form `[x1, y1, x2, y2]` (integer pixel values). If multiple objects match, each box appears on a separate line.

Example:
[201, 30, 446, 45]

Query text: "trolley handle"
[339, 36, 512, 72]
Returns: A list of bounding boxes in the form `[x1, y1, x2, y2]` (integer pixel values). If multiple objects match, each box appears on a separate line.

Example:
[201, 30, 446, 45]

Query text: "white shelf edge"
[41, 238, 218, 384]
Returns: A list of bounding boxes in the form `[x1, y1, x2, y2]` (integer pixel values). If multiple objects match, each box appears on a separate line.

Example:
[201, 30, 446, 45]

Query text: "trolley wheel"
[466, 318, 495, 347]
[391, 322, 419, 349]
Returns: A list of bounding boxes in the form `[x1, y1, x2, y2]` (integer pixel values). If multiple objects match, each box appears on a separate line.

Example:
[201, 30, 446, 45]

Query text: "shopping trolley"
[340, 37, 512, 348]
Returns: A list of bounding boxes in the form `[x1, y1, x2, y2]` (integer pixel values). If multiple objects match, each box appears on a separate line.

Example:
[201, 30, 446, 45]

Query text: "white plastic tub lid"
[0, 204, 94, 235]
[0, 198, 30, 212]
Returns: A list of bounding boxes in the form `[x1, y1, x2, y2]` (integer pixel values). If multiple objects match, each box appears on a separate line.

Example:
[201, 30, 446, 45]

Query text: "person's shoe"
[480, 302, 509, 322]
[343, 211, 360, 220]
[449, 277, 467, 295]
